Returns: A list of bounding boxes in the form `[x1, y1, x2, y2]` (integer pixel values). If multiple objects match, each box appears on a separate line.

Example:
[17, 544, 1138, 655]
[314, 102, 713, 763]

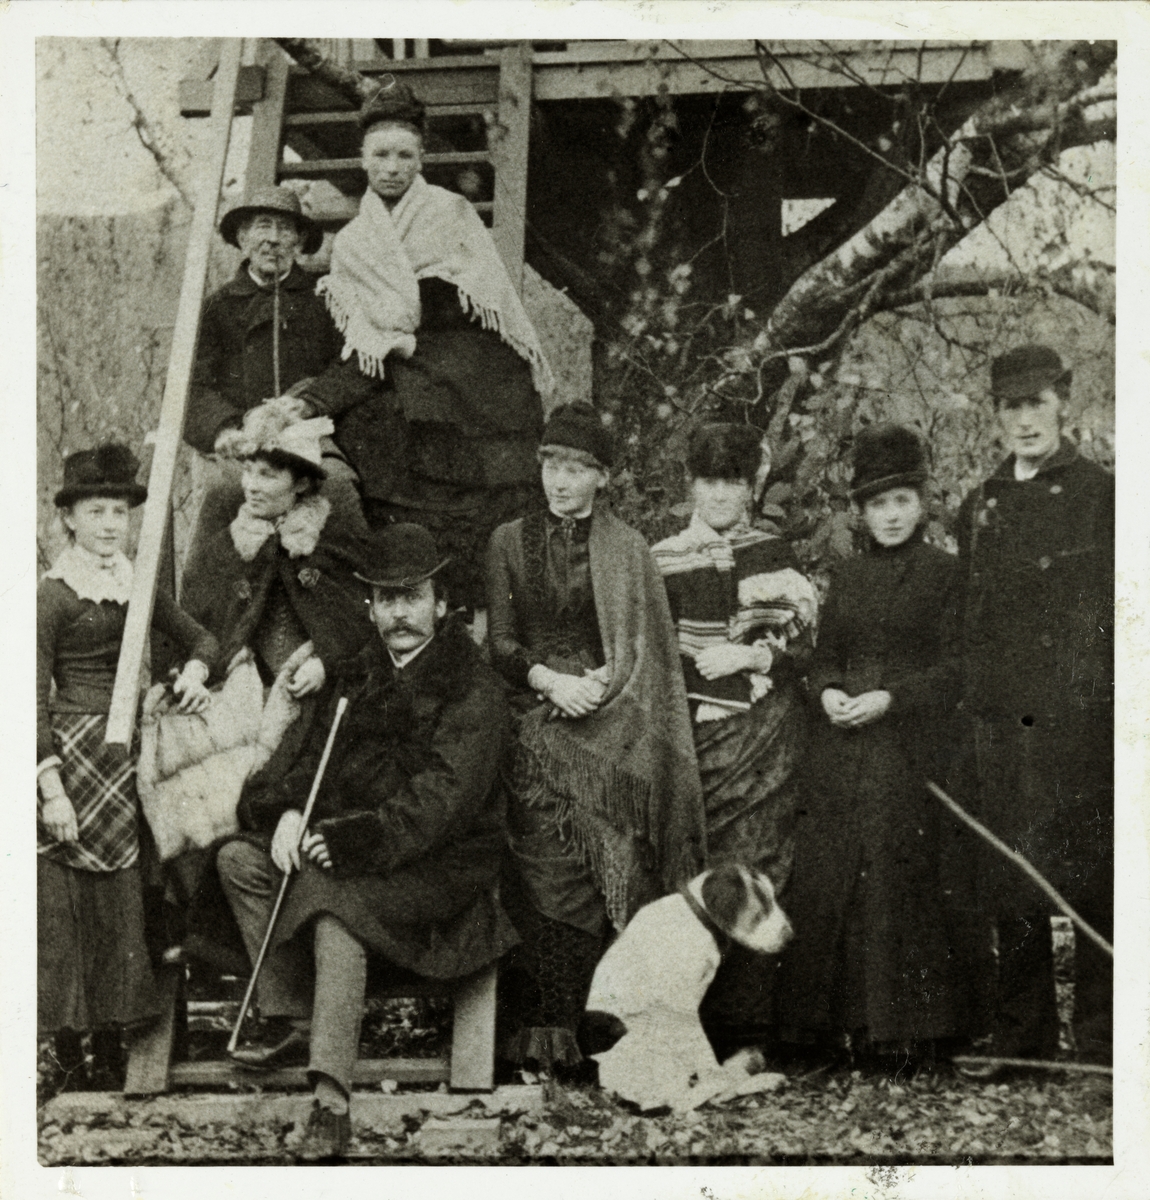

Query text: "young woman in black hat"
[37, 444, 218, 1088]
[294, 82, 552, 610]
[775, 424, 971, 1071]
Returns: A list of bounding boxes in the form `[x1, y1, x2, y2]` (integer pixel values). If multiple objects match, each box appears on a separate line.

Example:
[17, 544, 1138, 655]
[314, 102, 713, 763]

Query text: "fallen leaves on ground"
[37, 1066, 1112, 1165]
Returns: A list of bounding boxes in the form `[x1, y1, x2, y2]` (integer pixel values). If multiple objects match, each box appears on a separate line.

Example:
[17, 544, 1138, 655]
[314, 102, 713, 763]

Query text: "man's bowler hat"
[990, 345, 1071, 404]
[219, 186, 323, 256]
[354, 524, 451, 591]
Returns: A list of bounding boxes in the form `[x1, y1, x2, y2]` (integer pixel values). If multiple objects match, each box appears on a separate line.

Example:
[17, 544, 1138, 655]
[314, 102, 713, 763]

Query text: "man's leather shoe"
[229, 1026, 311, 1071]
[297, 1101, 351, 1161]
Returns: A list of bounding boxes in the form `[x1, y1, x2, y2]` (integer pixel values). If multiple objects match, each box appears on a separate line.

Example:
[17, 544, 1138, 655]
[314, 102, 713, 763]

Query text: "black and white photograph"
[3, 2, 1148, 1197]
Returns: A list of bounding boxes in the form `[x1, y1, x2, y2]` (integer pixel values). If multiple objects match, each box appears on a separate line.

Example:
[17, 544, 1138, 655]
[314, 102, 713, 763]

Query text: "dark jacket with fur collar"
[180, 493, 373, 673]
[236, 618, 519, 978]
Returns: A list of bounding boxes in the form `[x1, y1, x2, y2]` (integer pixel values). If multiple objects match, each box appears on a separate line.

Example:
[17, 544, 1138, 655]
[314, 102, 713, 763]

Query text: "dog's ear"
[700, 862, 749, 935]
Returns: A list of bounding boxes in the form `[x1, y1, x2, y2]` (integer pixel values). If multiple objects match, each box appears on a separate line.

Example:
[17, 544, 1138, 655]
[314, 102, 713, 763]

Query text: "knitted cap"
[990, 345, 1071, 404]
[539, 404, 614, 468]
[55, 443, 148, 508]
[686, 423, 767, 484]
[850, 424, 928, 502]
[358, 81, 426, 137]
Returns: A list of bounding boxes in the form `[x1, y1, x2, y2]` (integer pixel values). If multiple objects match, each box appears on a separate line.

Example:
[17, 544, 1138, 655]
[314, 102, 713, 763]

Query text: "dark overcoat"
[776, 536, 968, 1047]
[955, 441, 1114, 918]
[238, 619, 520, 979]
[185, 262, 344, 455]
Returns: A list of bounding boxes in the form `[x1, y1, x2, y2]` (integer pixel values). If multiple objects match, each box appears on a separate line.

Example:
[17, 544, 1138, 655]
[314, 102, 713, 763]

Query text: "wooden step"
[278, 151, 491, 177]
[285, 103, 494, 127]
[306, 197, 493, 225]
[168, 1057, 450, 1089]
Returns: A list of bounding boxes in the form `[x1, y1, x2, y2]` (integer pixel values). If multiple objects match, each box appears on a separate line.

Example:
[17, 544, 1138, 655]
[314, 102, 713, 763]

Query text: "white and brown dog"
[583, 863, 792, 1112]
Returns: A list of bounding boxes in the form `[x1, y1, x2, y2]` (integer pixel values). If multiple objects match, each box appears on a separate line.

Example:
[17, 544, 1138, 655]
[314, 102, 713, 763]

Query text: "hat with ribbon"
[850, 423, 929, 503]
[215, 404, 333, 480]
[990, 345, 1071, 404]
[354, 523, 451, 591]
[219, 185, 323, 256]
[55, 443, 148, 509]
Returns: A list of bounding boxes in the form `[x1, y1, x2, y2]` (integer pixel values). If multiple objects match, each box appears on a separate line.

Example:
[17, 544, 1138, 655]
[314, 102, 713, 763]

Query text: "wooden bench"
[124, 961, 498, 1097]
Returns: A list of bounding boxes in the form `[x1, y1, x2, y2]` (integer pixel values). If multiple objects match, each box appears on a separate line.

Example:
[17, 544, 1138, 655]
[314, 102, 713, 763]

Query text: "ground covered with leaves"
[38, 1058, 1111, 1166]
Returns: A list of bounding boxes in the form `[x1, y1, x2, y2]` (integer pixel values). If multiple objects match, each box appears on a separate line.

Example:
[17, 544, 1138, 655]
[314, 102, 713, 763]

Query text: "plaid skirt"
[38, 713, 139, 872]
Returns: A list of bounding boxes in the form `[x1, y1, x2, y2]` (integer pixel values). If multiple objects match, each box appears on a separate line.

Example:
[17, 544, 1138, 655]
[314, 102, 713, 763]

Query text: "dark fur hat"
[686, 423, 765, 484]
[358, 81, 427, 138]
[55, 443, 148, 508]
[539, 404, 614, 468]
[850, 424, 928, 502]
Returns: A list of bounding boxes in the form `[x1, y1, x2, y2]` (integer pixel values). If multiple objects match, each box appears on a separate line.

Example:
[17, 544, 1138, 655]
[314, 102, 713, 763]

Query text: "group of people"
[37, 78, 1113, 1162]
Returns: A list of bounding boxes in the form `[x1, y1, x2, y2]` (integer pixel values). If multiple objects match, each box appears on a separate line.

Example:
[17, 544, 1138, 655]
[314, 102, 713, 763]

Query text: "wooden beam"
[106, 40, 242, 749]
[123, 966, 182, 1095]
[178, 65, 265, 117]
[449, 965, 497, 1091]
[168, 1058, 450, 1088]
[277, 150, 491, 177]
[285, 102, 493, 127]
[530, 42, 998, 101]
[491, 42, 532, 294]
[245, 42, 290, 191]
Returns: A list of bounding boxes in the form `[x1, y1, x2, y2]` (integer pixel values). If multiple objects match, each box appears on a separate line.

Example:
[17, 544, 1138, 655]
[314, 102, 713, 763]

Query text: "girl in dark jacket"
[38, 445, 216, 1087]
[775, 425, 968, 1070]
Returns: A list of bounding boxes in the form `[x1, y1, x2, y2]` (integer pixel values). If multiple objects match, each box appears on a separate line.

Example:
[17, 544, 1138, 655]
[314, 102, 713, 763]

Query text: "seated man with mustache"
[214, 523, 517, 1159]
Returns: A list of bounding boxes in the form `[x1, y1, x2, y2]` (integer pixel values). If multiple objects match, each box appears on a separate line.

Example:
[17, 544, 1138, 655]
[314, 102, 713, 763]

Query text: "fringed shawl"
[317, 177, 554, 397]
[513, 508, 706, 928]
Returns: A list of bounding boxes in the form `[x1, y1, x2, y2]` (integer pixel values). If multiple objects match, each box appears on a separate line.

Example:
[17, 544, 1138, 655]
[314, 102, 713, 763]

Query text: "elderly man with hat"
[213, 523, 517, 1158]
[954, 345, 1114, 1070]
[184, 186, 367, 573]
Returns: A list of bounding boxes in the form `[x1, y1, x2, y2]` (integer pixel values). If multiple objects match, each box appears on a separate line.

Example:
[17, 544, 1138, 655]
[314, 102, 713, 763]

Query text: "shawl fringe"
[317, 180, 554, 396]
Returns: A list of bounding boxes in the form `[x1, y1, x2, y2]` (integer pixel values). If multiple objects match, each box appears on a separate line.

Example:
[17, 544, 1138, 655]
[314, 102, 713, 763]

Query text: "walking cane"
[925, 779, 1113, 958]
[227, 695, 350, 1054]
[272, 271, 282, 399]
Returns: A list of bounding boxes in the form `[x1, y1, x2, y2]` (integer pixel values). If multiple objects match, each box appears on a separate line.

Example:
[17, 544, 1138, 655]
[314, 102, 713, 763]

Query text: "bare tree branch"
[273, 38, 393, 107]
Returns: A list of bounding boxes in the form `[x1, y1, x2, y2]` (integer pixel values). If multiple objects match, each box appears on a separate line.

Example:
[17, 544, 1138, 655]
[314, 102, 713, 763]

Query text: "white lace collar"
[45, 543, 134, 605]
[228, 493, 332, 563]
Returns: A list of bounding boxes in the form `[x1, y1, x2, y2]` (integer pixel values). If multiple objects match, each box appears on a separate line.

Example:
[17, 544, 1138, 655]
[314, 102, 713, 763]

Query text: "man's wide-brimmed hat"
[215, 406, 332, 480]
[55, 443, 148, 509]
[850, 423, 929, 503]
[354, 523, 450, 591]
[219, 186, 324, 256]
[990, 344, 1071, 404]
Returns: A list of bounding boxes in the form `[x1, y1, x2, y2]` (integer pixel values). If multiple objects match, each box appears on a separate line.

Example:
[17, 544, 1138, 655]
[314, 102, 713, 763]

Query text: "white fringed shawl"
[317, 177, 554, 397]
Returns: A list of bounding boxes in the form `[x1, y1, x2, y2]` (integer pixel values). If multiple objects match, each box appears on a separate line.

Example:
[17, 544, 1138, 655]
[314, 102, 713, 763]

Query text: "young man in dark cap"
[955, 345, 1114, 1070]
[485, 404, 704, 1075]
[214, 523, 517, 1158]
[185, 186, 367, 569]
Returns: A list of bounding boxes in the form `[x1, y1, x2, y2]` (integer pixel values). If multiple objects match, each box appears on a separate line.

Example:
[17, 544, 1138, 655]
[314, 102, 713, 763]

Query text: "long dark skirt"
[38, 856, 160, 1034]
[695, 689, 807, 1036]
[776, 720, 965, 1052]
